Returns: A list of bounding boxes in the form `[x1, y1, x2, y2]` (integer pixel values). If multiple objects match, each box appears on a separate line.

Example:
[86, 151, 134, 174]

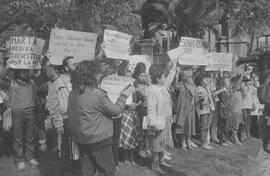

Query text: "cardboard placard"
[177, 37, 209, 65]
[205, 53, 233, 72]
[101, 75, 134, 104]
[103, 30, 132, 60]
[49, 29, 97, 65]
[7, 36, 45, 69]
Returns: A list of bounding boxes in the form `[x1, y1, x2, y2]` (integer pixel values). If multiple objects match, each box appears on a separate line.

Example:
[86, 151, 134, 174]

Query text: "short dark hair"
[194, 75, 206, 86]
[62, 56, 74, 67]
[132, 62, 146, 79]
[149, 64, 166, 85]
[71, 60, 101, 94]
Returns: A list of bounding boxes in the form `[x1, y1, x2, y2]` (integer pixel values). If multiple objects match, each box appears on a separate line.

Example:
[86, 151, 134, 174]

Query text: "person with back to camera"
[68, 60, 134, 176]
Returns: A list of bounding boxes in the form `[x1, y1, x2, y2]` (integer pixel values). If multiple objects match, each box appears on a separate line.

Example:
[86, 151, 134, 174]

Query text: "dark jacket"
[68, 88, 127, 145]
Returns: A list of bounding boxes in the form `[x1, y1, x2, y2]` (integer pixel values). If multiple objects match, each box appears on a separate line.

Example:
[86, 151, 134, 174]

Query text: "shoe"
[130, 161, 137, 166]
[123, 161, 131, 166]
[226, 141, 233, 145]
[40, 143, 47, 152]
[17, 162, 26, 170]
[221, 142, 229, 147]
[139, 151, 147, 158]
[211, 138, 220, 143]
[162, 154, 172, 161]
[234, 140, 243, 146]
[202, 144, 214, 150]
[190, 141, 198, 148]
[152, 166, 165, 174]
[164, 151, 172, 156]
[29, 159, 39, 166]
[160, 159, 171, 168]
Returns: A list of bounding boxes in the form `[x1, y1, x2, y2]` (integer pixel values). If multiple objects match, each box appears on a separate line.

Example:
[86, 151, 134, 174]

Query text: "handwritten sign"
[205, 53, 233, 72]
[101, 75, 135, 104]
[103, 30, 132, 60]
[127, 55, 151, 73]
[167, 47, 183, 60]
[177, 37, 209, 65]
[49, 29, 97, 65]
[7, 36, 45, 69]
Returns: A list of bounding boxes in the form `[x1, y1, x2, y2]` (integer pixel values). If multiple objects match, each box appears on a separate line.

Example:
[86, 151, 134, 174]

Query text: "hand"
[121, 85, 135, 98]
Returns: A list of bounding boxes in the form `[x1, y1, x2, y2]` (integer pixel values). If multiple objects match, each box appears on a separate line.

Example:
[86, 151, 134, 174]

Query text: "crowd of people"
[0, 54, 265, 176]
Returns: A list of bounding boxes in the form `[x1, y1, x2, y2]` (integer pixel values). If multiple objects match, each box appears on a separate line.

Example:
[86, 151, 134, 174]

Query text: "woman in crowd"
[174, 66, 197, 150]
[194, 75, 214, 150]
[147, 60, 176, 174]
[230, 74, 244, 145]
[68, 60, 134, 176]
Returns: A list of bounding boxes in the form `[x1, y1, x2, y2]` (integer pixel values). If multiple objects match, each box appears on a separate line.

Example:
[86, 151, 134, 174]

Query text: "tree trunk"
[247, 32, 255, 56]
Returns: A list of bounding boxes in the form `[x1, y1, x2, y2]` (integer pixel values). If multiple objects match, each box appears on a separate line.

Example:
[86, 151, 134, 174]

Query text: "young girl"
[119, 67, 141, 166]
[174, 67, 196, 150]
[241, 77, 254, 142]
[230, 74, 244, 145]
[217, 77, 233, 146]
[194, 75, 214, 150]
[147, 61, 176, 174]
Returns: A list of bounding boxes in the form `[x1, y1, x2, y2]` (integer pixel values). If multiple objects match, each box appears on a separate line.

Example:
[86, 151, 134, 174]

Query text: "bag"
[3, 108, 12, 131]
[258, 84, 270, 104]
[2, 85, 14, 131]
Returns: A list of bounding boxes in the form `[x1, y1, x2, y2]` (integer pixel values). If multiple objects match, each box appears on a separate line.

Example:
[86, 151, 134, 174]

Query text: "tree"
[231, 0, 270, 56]
[0, 0, 141, 50]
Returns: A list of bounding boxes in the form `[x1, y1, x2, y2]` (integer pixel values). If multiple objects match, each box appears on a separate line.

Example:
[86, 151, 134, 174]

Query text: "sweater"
[11, 79, 36, 113]
[68, 88, 127, 144]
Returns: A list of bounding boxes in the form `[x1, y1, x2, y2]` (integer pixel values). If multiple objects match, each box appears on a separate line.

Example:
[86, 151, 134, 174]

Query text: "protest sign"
[7, 36, 45, 69]
[177, 37, 209, 65]
[49, 28, 97, 65]
[167, 47, 183, 60]
[127, 55, 151, 73]
[101, 75, 135, 104]
[103, 30, 132, 60]
[205, 53, 233, 72]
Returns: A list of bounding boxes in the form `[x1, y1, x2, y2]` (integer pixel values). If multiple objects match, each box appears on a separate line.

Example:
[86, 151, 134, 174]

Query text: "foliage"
[0, 0, 141, 49]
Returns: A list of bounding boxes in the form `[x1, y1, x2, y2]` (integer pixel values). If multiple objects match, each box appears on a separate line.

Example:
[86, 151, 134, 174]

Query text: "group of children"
[0, 55, 263, 175]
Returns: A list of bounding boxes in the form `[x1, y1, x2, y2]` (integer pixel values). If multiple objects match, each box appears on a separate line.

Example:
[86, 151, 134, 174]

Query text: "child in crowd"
[250, 73, 264, 138]
[174, 67, 197, 150]
[195, 75, 214, 150]
[206, 72, 219, 144]
[241, 77, 254, 142]
[119, 67, 142, 166]
[11, 69, 39, 169]
[230, 74, 244, 145]
[147, 60, 176, 174]
[217, 77, 233, 146]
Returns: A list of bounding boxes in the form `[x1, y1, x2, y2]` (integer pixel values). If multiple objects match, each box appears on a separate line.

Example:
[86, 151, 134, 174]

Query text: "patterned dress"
[119, 106, 142, 150]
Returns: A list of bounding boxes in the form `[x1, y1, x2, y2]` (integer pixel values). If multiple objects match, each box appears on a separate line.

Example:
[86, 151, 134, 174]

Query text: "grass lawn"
[0, 137, 261, 176]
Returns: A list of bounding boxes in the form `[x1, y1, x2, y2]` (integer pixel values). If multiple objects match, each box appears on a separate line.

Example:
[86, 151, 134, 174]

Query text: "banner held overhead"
[7, 36, 45, 69]
[49, 28, 97, 65]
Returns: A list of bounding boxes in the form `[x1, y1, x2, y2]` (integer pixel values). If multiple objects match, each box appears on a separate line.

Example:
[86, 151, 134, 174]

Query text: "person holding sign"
[68, 60, 134, 176]
[147, 59, 177, 174]
[9, 69, 39, 169]
[194, 75, 215, 150]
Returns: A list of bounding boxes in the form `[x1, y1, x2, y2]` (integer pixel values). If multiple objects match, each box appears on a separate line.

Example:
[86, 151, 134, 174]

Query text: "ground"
[0, 137, 261, 176]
